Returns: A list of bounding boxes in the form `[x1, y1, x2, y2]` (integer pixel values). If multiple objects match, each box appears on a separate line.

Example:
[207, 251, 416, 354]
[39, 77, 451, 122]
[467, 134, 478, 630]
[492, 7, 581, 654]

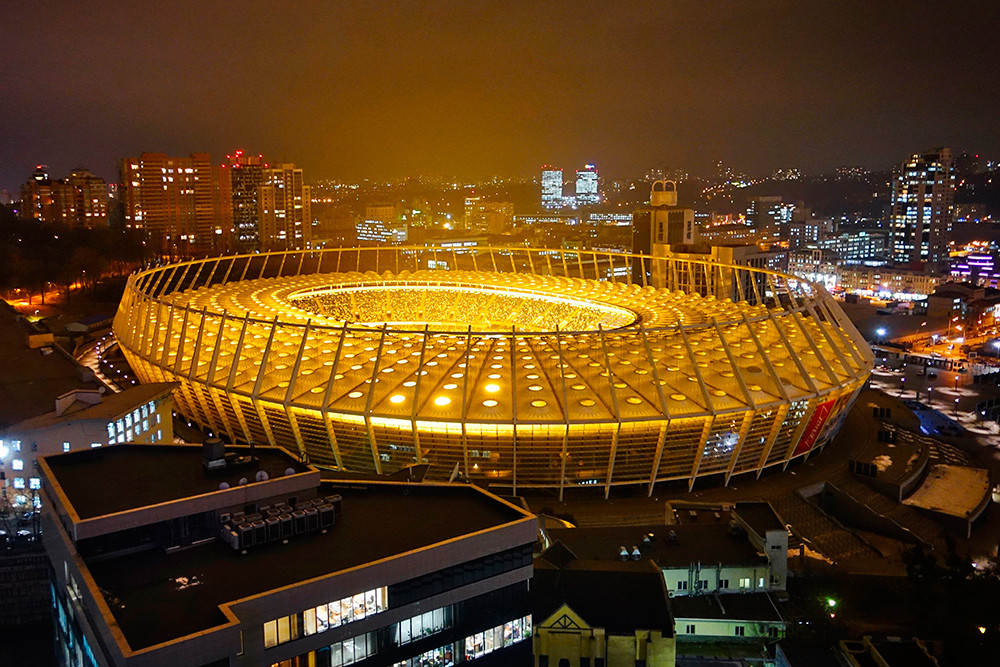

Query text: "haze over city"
[8, 4, 1000, 667]
[3, 1, 1000, 190]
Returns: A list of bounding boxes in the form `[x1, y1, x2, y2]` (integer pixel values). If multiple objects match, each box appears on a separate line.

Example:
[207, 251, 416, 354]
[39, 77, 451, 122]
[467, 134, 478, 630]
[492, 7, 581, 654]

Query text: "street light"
[955, 397, 960, 417]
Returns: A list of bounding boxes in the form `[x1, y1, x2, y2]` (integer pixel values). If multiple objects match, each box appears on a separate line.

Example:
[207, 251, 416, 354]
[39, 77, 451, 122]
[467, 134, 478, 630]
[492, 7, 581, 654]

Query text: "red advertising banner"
[792, 399, 836, 456]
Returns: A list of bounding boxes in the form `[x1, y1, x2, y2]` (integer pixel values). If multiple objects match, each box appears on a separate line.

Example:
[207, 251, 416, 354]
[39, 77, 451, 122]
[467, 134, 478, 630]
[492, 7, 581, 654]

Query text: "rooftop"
[903, 464, 991, 518]
[532, 558, 673, 635]
[9, 382, 177, 433]
[546, 523, 765, 568]
[44, 444, 310, 520]
[776, 640, 845, 667]
[81, 481, 529, 649]
[731, 502, 785, 537]
[669, 591, 782, 622]
[0, 301, 100, 429]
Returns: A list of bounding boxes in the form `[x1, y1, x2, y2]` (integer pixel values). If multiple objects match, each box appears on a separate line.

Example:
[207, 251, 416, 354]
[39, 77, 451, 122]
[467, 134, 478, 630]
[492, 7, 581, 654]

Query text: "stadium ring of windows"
[113, 246, 872, 494]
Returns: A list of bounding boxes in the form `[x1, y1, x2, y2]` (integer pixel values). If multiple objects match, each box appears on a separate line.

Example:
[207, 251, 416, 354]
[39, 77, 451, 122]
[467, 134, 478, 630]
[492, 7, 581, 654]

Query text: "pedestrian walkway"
[830, 474, 948, 553]
[568, 501, 671, 527]
[769, 494, 881, 563]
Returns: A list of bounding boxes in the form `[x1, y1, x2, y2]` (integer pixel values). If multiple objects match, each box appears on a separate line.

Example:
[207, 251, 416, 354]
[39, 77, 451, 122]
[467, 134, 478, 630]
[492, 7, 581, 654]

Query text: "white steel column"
[363, 327, 388, 475]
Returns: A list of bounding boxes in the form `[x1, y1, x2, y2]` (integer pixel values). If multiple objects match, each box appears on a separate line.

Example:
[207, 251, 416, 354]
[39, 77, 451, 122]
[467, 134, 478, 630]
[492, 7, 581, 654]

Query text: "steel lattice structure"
[113, 246, 872, 497]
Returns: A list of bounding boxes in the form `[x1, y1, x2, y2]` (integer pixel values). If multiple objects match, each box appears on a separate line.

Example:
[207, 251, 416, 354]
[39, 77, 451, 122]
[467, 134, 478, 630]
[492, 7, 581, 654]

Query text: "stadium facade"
[113, 247, 873, 497]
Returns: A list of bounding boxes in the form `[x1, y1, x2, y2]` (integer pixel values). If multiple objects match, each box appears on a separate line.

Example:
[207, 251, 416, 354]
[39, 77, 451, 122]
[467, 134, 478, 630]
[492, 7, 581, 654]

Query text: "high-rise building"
[464, 197, 513, 235]
[541, 166, 563, 209]
[746, 196, 794, 244]
[890, 148, 955, 266]
[575, 164, 600, 206]
[577, 176, 595, 206]
[227, 151, 265, 252]
[259, 163, 311, 250]
[20, 166, 108, 228]
[122, 152, 228, 256]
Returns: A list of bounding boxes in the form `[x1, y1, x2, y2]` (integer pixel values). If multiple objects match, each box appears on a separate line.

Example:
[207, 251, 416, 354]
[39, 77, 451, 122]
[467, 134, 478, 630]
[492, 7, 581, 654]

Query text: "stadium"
[112, 246, 873, 496]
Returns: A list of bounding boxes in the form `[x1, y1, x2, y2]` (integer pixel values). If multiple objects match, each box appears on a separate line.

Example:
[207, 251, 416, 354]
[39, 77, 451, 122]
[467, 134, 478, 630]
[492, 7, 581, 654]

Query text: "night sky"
[3, 1, 1000, 190]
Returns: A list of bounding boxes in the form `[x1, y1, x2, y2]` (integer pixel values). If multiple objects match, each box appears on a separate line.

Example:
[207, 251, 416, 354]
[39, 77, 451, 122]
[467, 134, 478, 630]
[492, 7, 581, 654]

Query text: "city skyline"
[3, 2, 1000, 191]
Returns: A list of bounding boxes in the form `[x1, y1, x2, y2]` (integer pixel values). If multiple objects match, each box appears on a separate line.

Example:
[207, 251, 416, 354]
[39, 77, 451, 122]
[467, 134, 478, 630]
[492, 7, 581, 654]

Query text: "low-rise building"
[837, 266, 943, 300]
[532, 550, 676, 667]
[1, 383, 176, 505]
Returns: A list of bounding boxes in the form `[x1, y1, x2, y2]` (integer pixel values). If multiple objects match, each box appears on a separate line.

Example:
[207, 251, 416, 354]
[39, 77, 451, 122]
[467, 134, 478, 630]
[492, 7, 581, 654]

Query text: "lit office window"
[29, 478, 41, 490]
[12, 459, 23, 471]
[395, 606, 452, 645]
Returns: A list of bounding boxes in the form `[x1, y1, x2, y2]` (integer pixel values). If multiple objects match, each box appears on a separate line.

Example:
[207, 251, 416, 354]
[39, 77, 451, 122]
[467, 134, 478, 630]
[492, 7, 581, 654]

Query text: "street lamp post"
[955, 397, 960, 418]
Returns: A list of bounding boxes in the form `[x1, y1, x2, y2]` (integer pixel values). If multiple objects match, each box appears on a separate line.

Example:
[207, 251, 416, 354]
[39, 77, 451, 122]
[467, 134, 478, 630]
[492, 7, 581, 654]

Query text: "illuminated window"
[12, 459, 23, 471]
[29, 478, 41, 490]
[14, 477, 25, 489]
[63, 443, 71, 453]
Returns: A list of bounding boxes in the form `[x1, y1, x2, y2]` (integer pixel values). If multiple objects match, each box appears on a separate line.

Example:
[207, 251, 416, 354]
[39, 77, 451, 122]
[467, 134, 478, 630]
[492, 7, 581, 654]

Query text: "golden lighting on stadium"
[114, 246, 872, 498]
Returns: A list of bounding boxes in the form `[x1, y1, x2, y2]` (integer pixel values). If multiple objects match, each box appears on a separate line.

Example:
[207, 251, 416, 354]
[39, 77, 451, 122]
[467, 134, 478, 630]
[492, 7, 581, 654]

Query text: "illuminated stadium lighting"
[113, 246, 873, 498]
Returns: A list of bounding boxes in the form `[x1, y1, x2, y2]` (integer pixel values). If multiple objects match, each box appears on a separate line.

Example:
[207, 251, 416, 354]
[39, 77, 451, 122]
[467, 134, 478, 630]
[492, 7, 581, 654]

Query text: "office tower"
[20, 166, 108, 228]
[227, 151, 265, 251]
[541, 166, 563, 209]
[575, 164, 599, 206]
[40, 445, 535, 666]
[890, 148, 955, 266]
[258, 163, 311, 250]
[122, 152, 228, 256]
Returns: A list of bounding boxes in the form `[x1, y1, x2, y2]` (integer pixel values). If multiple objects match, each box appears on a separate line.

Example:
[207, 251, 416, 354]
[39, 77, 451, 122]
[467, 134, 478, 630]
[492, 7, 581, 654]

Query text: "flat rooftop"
[732, 502, 785, 537]
[82, 481, 529, 650]
[12, 382, 176, 432]
[0, 302, 100, 429]
[546, 523, 765, 568]
[45, 444, 310, 520]
[903, 464, 990, 518]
